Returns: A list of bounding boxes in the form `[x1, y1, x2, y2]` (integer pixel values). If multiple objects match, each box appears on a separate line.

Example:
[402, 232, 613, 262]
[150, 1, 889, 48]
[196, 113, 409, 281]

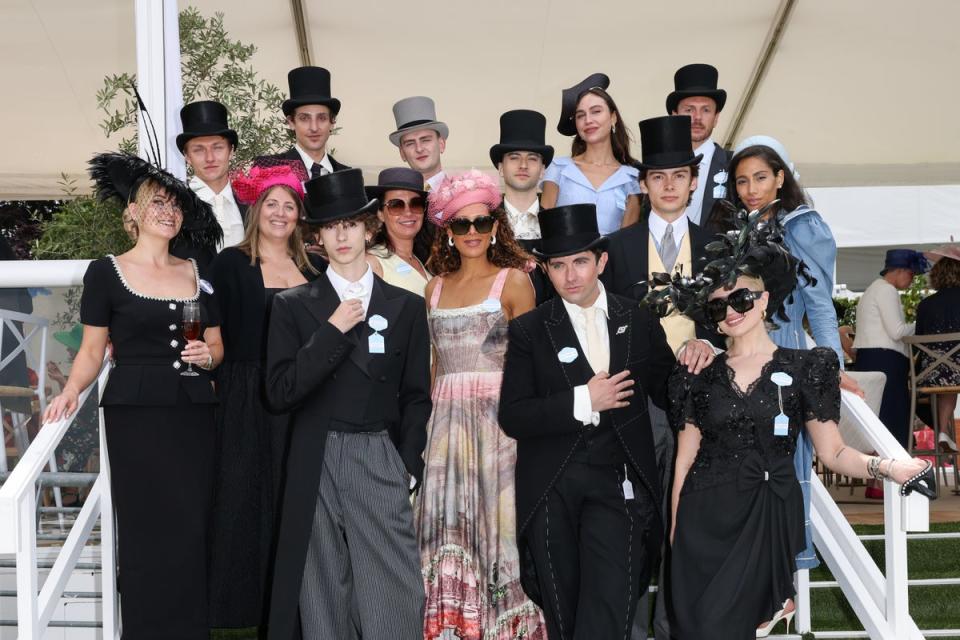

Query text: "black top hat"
[557, 73, 610, 136]
[365, 167, 427, 202]
[665, 63, 727, 114]
[489, 110, 555, 168]
[636, 116, 703, 171]
[534, 204, 608, 259]
[302, 169, 378, 225]
[176, 101, 238, 152]
[282, 66, 341, 117]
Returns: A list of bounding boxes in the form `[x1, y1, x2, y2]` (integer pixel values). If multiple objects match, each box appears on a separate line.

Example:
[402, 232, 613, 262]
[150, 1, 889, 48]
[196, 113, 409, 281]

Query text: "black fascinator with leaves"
[87, 86, 222, 253]
[642, 200, 815, 328]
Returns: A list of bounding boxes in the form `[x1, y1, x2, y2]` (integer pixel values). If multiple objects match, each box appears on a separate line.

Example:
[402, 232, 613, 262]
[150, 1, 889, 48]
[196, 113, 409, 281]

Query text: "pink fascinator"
[426, 170, 502, 227]
[231, 160, 308, 205]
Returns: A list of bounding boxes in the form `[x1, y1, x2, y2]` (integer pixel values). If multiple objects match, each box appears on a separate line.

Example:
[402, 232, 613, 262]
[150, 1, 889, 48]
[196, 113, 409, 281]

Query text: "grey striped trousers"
[299, 430, 425, 639]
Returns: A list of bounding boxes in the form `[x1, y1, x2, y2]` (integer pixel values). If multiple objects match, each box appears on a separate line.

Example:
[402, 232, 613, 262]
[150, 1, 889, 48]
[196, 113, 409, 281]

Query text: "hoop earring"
[448, 236, 454, 247]
[716, 325, 725, 335]
[611, 123, 616, 134]
[761, 309, 768, 320]
[490, 235, 497, 246]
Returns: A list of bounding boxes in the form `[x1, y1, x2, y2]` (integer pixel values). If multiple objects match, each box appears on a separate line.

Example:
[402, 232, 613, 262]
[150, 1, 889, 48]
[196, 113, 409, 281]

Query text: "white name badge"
[368, 314, 389, 332]
[481, 298, 502, 313]
[712, 184, 727, 199]
[771, 372, 793, 387]
[369, 332, 385, 354]
[774, 413, 790, 437]
[557, 347, 578, 363]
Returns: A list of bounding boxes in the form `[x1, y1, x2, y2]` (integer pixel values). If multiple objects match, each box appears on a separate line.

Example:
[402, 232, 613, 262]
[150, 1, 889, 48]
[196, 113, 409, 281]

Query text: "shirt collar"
[189, 176, 235, 203]
[561, 280, 609, 322]
[295, 144, 333, 174]
[694, 137, 715, 158]
[325, 263, 373, 299]
[647, 211, 689, 245]
[425, 170, 446, 191]
[503, 197, 539, 217]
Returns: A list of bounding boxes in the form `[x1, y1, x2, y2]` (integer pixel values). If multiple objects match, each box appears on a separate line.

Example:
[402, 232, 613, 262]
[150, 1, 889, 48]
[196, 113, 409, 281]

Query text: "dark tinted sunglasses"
[384, 197, 425, 216]
[448, 215, 496, 236]
[706, 288, 762, 323]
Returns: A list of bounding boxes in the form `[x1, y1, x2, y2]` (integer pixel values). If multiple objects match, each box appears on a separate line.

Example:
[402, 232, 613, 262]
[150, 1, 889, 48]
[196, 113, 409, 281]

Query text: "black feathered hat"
[88, 152, 222, 252]
[642, 200, 814, 328]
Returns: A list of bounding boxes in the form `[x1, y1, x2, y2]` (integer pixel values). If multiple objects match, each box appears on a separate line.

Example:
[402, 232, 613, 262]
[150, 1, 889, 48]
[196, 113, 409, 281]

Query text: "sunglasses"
[706, 288, 762, 323]
[384, 197, 425, 216]
[448, 215, 496, 236]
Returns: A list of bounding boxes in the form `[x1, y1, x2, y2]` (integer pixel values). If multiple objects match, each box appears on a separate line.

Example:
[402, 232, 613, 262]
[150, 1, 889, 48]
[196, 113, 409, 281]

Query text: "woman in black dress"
[44, 152, 224, 639]
[646, 210, 934, 639]
[206, 162, 324, 629]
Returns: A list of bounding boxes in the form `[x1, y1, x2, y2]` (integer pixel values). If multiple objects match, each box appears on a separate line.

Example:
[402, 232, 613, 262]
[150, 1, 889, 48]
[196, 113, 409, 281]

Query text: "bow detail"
[737, 453, 795, 500]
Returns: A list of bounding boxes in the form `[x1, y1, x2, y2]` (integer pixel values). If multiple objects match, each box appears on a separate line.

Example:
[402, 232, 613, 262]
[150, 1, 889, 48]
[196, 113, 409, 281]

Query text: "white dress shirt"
[687, 138, 717, 226]
[295, 144, 334, 176]
[853, 278, 915, 357]
[561, 282, 610, 426]
[503, 197, 541, 240]
[326, 264, 374, 317]
[189, 176, 245, 251]
[425, 170, 446, 192]
[647, 210, 689, 254]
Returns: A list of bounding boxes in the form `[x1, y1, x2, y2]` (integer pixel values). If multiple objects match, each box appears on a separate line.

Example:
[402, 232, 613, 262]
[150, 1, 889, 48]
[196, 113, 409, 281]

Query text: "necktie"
[583, 306, 609, 374]
[311, 163, 326, 180]
[212, 193, 225, 223]
[659, 223, 679, 273]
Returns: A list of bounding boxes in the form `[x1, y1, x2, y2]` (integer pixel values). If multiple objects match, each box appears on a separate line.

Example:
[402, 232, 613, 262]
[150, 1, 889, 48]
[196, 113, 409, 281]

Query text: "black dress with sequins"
[668, 347, 840, 640]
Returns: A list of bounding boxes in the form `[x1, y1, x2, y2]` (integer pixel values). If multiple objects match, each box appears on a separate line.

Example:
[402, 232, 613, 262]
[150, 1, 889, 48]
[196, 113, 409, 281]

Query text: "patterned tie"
[659, 223, 679, 273]
[583, 306, 609, 374]
[311, 163, 326, 180]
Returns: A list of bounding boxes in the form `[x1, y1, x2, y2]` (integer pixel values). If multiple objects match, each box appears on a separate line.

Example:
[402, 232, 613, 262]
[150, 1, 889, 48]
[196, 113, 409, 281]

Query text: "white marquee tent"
[3, 0, 958, 285]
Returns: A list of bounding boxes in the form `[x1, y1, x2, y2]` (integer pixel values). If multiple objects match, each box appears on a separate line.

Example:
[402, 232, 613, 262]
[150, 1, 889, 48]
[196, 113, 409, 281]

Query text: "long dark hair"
[371, 208, 436, 265]
[570, 88, 637, 166]
[727, 145, 809, 214]
[427, 206, 532, 276]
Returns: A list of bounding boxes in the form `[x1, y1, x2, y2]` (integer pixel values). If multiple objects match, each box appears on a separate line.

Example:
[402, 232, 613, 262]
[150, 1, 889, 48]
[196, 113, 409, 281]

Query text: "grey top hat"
[389, 96, 449, 146]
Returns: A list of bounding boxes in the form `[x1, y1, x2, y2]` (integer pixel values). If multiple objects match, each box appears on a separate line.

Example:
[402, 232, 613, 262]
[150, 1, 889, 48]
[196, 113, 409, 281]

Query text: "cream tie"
[212, 193, 226, 224]
[583, 306, 609, 374]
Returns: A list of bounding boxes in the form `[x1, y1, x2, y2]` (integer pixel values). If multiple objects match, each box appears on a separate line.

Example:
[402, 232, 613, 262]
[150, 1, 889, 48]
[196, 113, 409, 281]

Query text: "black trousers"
[527, 461, 658, 640]
[856, 347, 911, 448]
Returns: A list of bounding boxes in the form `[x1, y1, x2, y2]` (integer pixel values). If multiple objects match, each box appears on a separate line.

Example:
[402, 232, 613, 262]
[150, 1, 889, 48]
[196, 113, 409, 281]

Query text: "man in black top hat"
[175, 101, 247, 256]
[499, 203, 675, 639]
[256, 66, 350, 180]
[667, 63, 732, 230]
[490, 109, 555, 303]
[264, 168, 429, 640]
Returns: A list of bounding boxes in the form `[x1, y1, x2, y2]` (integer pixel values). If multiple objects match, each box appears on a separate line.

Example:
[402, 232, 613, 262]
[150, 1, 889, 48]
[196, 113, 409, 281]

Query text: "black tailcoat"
[498, 292, 675, 605]
[698, 142, 732, 232]
[264, 275, 431, 640]
[601, 220, 724, 347]
[255, 147, 351, 176]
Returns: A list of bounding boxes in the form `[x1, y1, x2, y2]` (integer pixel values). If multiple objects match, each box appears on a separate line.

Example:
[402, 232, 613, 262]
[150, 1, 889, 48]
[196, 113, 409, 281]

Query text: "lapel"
[303, 274, 342, 328]
[700, 143, 729, 227]
[329, 154, 351, 172]
[542, 297, 594, 387]
[625, 225, 651, 298]
[688, 221, 712, 275]
[349, 277, 405, 378]
[605, 294, 632, 374]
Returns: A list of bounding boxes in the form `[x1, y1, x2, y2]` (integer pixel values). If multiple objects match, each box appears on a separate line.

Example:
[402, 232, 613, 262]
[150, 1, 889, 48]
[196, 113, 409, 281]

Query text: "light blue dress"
[543, 156, 641, 235]
[769, 205, 844, 571]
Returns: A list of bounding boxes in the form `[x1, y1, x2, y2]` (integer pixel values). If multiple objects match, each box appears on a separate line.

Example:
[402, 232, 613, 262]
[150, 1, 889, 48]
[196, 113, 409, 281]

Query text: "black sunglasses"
[448, 215, 496, 236]
[384, 197, 425, 216]
[706, 288, 762, 323]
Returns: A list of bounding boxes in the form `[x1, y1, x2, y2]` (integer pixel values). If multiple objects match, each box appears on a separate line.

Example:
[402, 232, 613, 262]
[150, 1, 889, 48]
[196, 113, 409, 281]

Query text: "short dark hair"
[638, 163, 700, 181]
[544, 247, 604, 266]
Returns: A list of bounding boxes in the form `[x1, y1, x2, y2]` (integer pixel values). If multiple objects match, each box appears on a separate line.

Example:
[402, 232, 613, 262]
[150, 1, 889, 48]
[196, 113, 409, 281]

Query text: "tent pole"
[722, 0, 797, 149]
[290, 0, 312, 66]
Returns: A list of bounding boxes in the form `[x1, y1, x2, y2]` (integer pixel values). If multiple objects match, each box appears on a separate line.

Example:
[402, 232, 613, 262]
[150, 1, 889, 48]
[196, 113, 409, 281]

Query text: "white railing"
[0, 357, 116, 639]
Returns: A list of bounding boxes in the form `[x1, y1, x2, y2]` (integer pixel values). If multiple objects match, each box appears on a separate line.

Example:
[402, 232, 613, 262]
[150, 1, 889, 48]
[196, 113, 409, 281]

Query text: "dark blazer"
[498, 292, 675, 603]
[698, 142, 732, 232]
[499, 196, 555, 305]
[264, 274, 431, 640]
[207, 247, 325, 364]
[601, 220, 724, 347]
[255, 147, 351, 176]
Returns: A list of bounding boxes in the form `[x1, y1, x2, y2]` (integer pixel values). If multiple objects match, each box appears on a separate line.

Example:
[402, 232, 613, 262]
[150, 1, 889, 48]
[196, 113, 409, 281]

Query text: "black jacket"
[697, 142, 732, 232]
[264, 274, 431, 640]
[169, 187, 249, 270]
[601, 220, 724, 347]
[255, 147, 351, 176]
[498, 293, 675, 602]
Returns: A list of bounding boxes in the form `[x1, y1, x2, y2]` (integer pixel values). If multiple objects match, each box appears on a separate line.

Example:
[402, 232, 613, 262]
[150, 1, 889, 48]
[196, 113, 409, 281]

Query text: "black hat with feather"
[642, 200, 814, 328]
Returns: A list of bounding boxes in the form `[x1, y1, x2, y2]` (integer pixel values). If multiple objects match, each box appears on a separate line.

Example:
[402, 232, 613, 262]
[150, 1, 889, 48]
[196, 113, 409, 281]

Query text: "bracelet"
[867, 456, 889, 480]
[199, 355, 213, 370]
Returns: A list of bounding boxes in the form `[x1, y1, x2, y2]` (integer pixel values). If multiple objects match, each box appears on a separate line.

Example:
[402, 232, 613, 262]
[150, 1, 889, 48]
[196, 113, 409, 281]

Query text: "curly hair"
[930, 257, 960, 290]
[426, 206, 532, 276]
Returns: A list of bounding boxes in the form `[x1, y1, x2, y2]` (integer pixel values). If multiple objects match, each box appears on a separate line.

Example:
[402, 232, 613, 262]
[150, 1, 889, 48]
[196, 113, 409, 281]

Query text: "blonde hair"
[235, 184, 319, 274]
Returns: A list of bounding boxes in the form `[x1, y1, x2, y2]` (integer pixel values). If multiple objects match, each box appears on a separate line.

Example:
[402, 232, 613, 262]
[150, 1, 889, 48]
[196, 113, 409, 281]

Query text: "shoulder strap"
[429, 276, 444, 309]
[489, 268, 510, 300]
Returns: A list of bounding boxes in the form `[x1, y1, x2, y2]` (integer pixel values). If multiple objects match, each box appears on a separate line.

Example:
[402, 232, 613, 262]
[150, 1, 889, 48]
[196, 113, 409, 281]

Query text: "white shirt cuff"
[573, 384, 600, 426]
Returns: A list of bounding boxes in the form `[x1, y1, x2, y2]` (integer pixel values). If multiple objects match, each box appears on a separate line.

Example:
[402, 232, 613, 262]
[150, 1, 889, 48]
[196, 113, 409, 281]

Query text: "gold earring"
[761, 308, 767, 320]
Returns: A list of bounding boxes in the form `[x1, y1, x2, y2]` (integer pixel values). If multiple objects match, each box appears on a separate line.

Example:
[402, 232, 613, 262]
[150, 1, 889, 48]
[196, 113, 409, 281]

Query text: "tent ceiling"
[3, 0, 959, 200]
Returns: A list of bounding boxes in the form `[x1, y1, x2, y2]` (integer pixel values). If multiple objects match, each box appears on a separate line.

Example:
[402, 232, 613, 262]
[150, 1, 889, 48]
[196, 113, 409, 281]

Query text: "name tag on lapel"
[369, 333, 385, 354]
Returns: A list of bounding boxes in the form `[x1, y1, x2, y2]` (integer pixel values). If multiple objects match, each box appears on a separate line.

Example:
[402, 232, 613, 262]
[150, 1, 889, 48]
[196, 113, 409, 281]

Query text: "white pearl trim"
[108, 255, 201, 302]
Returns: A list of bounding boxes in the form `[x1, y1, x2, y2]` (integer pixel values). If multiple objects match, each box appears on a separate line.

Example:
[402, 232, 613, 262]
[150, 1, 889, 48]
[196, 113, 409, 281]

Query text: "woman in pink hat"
[916, 244, 960, 449]
[416, 170, 546, 639]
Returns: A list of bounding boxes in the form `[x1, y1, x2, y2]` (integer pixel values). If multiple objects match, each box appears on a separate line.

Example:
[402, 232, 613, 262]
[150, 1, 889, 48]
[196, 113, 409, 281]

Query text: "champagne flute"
[181, 301, 202, 377]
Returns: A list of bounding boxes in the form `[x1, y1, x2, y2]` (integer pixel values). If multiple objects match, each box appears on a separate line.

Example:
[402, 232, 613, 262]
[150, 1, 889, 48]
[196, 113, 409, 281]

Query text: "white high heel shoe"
[939, 431, 959, 453]
[756, 601, 795, 637]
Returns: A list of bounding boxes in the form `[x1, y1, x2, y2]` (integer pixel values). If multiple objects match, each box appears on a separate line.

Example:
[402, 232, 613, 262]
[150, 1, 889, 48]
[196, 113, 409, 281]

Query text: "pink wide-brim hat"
[924, 242, 960, 263]
[426, 170, 502, 227]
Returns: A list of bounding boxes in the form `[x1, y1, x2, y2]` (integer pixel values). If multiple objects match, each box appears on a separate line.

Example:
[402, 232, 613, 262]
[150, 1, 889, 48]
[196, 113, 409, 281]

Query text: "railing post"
[795, 568, 811, 632]
[15, 492, 40, 640]
[884, 483, 910, 638]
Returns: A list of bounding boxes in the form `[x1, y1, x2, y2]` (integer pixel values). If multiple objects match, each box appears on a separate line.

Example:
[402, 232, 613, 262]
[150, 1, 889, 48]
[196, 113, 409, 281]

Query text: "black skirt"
[104, 403, 215, 640]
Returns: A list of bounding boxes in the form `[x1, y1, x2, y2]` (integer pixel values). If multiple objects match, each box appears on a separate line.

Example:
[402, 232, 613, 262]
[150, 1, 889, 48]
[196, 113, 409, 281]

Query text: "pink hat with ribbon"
[426, 170, 502, 227]
[231, 160, 308, 206]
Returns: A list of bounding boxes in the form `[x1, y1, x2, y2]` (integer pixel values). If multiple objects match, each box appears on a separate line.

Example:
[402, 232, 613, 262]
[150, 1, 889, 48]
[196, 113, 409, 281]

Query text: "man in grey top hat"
[389, 96, 448, 191]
